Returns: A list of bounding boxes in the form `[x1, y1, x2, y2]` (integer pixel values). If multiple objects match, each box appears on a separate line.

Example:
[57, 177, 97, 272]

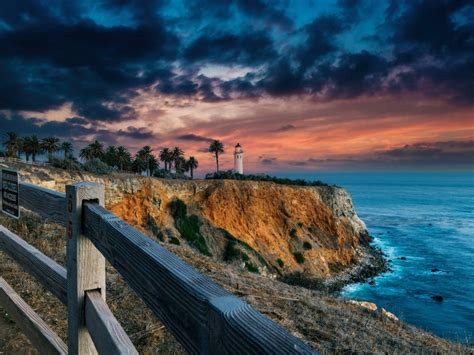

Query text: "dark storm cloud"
[183, 31, 276, 66]
[1, 0, 473, 137]
[176, 134, 214, 143]
[117, 127, 155, 140]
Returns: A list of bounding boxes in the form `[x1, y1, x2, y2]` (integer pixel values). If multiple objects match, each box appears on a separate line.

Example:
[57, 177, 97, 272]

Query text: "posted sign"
[1, 169, 20, 219]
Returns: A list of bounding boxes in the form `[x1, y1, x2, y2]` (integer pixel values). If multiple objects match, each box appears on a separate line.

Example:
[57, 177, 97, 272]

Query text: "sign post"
[1, 169, 20, 219]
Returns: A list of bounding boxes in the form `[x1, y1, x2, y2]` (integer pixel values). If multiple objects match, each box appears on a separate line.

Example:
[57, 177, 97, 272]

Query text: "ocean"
[275, 171, 474, 342]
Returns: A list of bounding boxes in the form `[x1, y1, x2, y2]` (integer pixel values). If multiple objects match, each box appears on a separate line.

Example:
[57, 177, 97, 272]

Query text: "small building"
[234, 143, 244, 174]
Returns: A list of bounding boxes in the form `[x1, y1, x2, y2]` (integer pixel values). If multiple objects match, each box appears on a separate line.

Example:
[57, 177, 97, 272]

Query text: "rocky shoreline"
[324, 242, 389, 293]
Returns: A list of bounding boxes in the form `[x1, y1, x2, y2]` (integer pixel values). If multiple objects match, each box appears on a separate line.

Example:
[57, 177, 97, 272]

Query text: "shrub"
[297, 222, 304, 228]
[294, 252, 305, 264]
[205, 170, 335, 187]
[224, 241, 249, 262]
[170, 199, 211, 256]
[303, 241, 312, 250]
[245, 262, 259, 273]
[169, 199, 187, 219]
[50, 157, 82, 171]
[169, 237, 180, 245]
[83, 159, 113, 175]
[289, 228, 297, 238]
[277, 258, 284, 267]
[146, 217, 163, 241]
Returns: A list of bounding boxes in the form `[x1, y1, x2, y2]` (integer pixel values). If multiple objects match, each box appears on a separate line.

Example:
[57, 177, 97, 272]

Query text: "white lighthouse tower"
[234, 143, 244, 174]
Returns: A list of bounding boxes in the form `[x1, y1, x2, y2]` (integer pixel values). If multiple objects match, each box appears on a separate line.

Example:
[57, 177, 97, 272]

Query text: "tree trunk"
[215, 152, 219, 172]
[190, 167, 194, 179]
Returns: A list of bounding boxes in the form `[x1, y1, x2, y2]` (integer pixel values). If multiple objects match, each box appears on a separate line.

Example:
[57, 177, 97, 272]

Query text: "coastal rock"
[431, 268, 440, 272]
[431, 295, 444, 302]
[349, 300, 378, 312]
[381, 308, 399, 321]
[399, 256, 407, 260]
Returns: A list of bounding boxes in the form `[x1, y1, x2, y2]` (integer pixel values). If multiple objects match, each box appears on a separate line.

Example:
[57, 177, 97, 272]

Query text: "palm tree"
[104, 145, 118, 167]
[137, 146, 154, 176]
[187, 156, 199, 179]
[159, 148, 173, 172]
[209, 140, 224, 172]
[22, 136, 33, 162]
[3, 132, 20, 158]
[116, 146, 131, 171]
[171, 146, 184, 172]
[61, 141, 73, 159]
[80, 140, 104, 162]
[29, 135, 42, 162]
[175, 156, 187, 175]
[41, 137, 60, 162]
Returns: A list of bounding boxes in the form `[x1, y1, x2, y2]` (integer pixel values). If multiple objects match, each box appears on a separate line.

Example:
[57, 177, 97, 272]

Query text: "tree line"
[2, 131, 226, 179]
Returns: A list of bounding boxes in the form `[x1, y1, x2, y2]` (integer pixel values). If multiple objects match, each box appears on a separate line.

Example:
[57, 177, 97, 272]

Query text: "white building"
[234, 143, 244, 174]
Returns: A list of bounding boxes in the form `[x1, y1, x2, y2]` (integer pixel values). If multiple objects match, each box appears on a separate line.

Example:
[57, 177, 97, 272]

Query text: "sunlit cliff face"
[1, 0, 473, 172]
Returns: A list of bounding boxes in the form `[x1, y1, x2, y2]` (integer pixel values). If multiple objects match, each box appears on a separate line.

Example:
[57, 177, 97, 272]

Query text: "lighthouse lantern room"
[234, 143, 244, 174]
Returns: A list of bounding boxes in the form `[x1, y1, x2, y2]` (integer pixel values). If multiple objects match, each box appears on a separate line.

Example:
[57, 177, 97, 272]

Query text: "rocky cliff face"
[5, 162, 375, 280]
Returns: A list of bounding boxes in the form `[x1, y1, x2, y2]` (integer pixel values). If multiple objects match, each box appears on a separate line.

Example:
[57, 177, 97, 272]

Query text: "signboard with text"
[1, 169, 20, 219]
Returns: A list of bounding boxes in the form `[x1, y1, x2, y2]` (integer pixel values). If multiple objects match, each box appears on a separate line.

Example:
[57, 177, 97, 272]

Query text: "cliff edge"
[7, 162, 383, 283]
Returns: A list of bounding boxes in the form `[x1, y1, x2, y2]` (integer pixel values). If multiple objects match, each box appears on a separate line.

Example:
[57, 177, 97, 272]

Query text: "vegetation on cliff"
[205, 170, 335, 187]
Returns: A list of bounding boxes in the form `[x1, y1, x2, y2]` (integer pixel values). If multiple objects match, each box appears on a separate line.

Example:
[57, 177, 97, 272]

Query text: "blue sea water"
[276, 171, 474, 342]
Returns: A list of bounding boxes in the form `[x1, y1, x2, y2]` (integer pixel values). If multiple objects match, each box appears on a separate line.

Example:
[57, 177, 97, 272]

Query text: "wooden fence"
[0, 180, 316, 354]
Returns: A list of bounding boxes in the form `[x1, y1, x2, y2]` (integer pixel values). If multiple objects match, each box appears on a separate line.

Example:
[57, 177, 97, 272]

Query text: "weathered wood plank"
[0, 225, 67, 304]
[85, 290, 137, 355]
[19, 182, 66, 226]
[0, 277, 68, 354]
[66, 183, 106, 355]
[83, 203, 315, 354]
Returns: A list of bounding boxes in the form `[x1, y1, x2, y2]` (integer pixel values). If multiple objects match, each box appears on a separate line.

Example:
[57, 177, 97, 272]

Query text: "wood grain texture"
[83, 203, 316, 355]
[0, 277, 68, 354]
[19, 182, 66, 226]
[0, 225, 67, 304]
[85, 290, 137, 355]
[66, 183, 106, 355]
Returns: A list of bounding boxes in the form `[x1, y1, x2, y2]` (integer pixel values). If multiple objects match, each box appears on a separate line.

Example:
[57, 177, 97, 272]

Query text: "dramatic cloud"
[176, 134, 214, 143]
[286, 141, 474, 170]
[0, 0, 472, 171]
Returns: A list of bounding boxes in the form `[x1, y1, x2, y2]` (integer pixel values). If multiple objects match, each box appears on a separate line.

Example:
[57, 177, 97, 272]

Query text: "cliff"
[4, 162, 380, 282]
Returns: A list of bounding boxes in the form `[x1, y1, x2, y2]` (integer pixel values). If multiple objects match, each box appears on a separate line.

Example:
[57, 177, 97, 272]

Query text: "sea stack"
[234, 143, 244, 174]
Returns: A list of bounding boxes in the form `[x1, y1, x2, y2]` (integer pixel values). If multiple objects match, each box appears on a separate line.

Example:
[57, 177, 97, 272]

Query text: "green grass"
[170, 199, 211, 256]
[293, 252, 305, 264]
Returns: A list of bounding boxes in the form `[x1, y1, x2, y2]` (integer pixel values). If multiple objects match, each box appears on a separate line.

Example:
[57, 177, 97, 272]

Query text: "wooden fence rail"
[0, 179, 316, 354]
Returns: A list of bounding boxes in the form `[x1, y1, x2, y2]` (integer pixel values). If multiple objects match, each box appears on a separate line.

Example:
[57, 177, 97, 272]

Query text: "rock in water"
[431, 295, 444, 302]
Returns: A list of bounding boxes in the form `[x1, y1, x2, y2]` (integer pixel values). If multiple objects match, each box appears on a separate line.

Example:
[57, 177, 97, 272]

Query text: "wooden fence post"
[66, 182, 105, 355]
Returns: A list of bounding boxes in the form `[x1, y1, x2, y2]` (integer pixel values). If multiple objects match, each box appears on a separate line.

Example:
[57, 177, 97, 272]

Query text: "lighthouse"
[234, 143, 244, 174]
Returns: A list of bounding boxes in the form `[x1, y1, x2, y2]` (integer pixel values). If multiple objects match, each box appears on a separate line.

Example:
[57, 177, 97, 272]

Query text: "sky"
[0, 0, 473, 173]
